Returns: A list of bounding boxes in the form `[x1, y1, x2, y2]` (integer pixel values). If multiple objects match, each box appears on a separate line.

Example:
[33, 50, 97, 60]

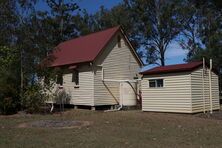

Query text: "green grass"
[0, 110, 222, 148]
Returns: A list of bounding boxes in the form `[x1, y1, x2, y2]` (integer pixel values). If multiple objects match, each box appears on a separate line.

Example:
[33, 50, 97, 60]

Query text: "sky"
[36, 0, 187, 67]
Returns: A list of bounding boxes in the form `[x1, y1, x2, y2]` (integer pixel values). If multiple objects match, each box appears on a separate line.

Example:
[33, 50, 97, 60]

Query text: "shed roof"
[47, 26, 143, 67]
[140, 61, 204, 75]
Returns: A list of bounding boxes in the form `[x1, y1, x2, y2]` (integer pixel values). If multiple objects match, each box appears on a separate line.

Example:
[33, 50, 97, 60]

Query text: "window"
[117, 35, 121, 48]
[149, 79, 163, 88]
[149, 80, 156, 87]
[56, 74, 63, 85]
[72, 70, 79, 85]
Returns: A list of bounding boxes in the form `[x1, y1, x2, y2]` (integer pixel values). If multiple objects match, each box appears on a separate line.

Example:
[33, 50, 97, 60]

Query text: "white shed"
[140, 62, 220, 113]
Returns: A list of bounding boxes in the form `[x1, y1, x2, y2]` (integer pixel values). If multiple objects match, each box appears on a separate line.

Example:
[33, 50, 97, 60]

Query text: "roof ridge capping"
[140, 61, 205, 75]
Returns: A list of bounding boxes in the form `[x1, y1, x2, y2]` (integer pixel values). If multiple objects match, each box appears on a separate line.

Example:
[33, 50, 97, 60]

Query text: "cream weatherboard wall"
[141, 72, 192, 113]
[141, 67, 220, 113]
[93, 33, 141, 106]
[62, 65, 94, 106]
[191, 67, 220, 113]
[56, 32, 141, 106]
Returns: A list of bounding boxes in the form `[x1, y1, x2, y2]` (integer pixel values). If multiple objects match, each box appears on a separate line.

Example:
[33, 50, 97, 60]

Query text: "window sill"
[149, 87, 165, 89]
[74, 85, 79, 88]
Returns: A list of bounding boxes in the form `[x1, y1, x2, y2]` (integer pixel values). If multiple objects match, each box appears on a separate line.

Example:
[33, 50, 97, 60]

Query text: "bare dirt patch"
[196, 110, 222, 120]
[17, 120, 91, 129]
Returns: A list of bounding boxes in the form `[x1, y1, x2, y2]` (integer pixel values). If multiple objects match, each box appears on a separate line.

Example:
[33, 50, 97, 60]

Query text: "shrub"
[0, 97, 18, 115]
[0, 46, 20, 115]
[22, 84, 46, 113]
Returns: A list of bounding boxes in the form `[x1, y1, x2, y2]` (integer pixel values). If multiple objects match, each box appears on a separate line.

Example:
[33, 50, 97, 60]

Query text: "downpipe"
[104, 104, 123, 112]
[50, 103, 54, 113]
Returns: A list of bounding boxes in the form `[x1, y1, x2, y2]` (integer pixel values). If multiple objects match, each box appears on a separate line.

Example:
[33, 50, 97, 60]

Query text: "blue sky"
[36, 0, 187, 66]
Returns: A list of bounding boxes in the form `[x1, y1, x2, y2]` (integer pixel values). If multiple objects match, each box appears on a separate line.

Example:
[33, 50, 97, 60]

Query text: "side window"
[56, 74, 63, 85]
[72, 70, 79, 85]
[117, 35, 121, 48]
[149, 80, 156, 87]
[149, 79, 164, 88]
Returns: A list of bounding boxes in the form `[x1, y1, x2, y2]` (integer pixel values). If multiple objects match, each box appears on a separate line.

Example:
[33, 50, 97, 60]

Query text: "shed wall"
[141, 72, 192, 113]
[191, 67, 220, 113]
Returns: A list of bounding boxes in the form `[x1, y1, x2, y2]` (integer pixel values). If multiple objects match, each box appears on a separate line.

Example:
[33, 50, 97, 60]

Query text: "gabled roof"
[140, 61, 204, 75]
[48, 26, 143, 67]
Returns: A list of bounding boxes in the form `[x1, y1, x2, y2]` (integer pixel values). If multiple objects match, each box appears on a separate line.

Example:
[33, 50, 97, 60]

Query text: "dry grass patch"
[0, 109, 222, 148]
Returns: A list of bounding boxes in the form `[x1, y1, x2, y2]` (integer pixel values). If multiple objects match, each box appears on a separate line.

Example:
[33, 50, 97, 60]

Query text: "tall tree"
[182, 0, 222, 92]
[124, 0, 185, 66]
[176, 1, 203, 61]
[16, 0, 81, 86]
[77, 4, 142, 56]
[0, 46, 20, 114]
[0, 0, 18, 46]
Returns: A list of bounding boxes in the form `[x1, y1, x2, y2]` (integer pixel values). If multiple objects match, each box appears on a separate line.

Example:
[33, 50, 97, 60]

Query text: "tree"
[0, 0, 82, 114]
[124, 0, 185, 66]
[77, 4, 141, 55]
[176, 1, 203, 61]
[15, 0, 81, 88]
[182, 0, 222, 92]
[14, 0, 82, 111]
[0, 46, 20, 114]
[0, 0, 18, 46]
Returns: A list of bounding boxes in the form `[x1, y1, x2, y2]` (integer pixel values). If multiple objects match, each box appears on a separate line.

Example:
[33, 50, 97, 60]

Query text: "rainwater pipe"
[100, 66, 141, 112]
[209, 59, 213, 114]
[50, 103, 54, 113]
[202, 58, 206, 113]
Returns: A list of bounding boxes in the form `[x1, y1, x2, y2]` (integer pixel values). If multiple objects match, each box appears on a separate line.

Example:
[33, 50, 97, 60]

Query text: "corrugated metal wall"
[141, 72, 192, 113]
[191, 67, 220, 113]
[141, 67, 220, 113]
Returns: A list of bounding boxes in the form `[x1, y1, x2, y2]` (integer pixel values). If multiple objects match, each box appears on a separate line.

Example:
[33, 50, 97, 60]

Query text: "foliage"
[0, 46, 20, 114]
[81, 0, 186, 66]
[0, 0, 222, 114]
[0, 0, 18, 45]
[0, 97, 18, 115]
[22, 83, 48, 113]
[123, 0, 185, 66]
[177, 1, 204, 61]
[181, 0, 222, 92]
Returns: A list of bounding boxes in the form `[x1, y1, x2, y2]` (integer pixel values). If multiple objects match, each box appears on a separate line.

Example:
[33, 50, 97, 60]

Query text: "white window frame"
[148, 79, 164, 88]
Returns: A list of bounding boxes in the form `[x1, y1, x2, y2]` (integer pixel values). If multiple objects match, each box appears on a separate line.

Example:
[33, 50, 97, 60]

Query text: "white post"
[202, 58, 206, 113]
[209, 59, 213, 114]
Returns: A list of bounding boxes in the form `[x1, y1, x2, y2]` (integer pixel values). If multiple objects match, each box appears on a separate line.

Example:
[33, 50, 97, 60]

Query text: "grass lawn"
[0, 109, 222, 148]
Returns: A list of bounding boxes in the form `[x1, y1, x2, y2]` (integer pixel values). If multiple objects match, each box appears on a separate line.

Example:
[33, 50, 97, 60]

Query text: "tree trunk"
[20, 49, 23, 97]
[159, 44, 165, 66]
[160, 56, 165, 66]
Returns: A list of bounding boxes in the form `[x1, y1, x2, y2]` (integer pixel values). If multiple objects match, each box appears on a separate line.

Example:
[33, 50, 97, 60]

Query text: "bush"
[0, 97, 18, 115]
[22, 84, 46, 113]
[0, 46, 20, 114]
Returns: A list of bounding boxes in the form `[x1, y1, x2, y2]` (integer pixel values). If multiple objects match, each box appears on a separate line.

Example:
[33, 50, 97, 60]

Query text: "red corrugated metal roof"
[49, 26, 121, 67]
[141, 61, 203, 75]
